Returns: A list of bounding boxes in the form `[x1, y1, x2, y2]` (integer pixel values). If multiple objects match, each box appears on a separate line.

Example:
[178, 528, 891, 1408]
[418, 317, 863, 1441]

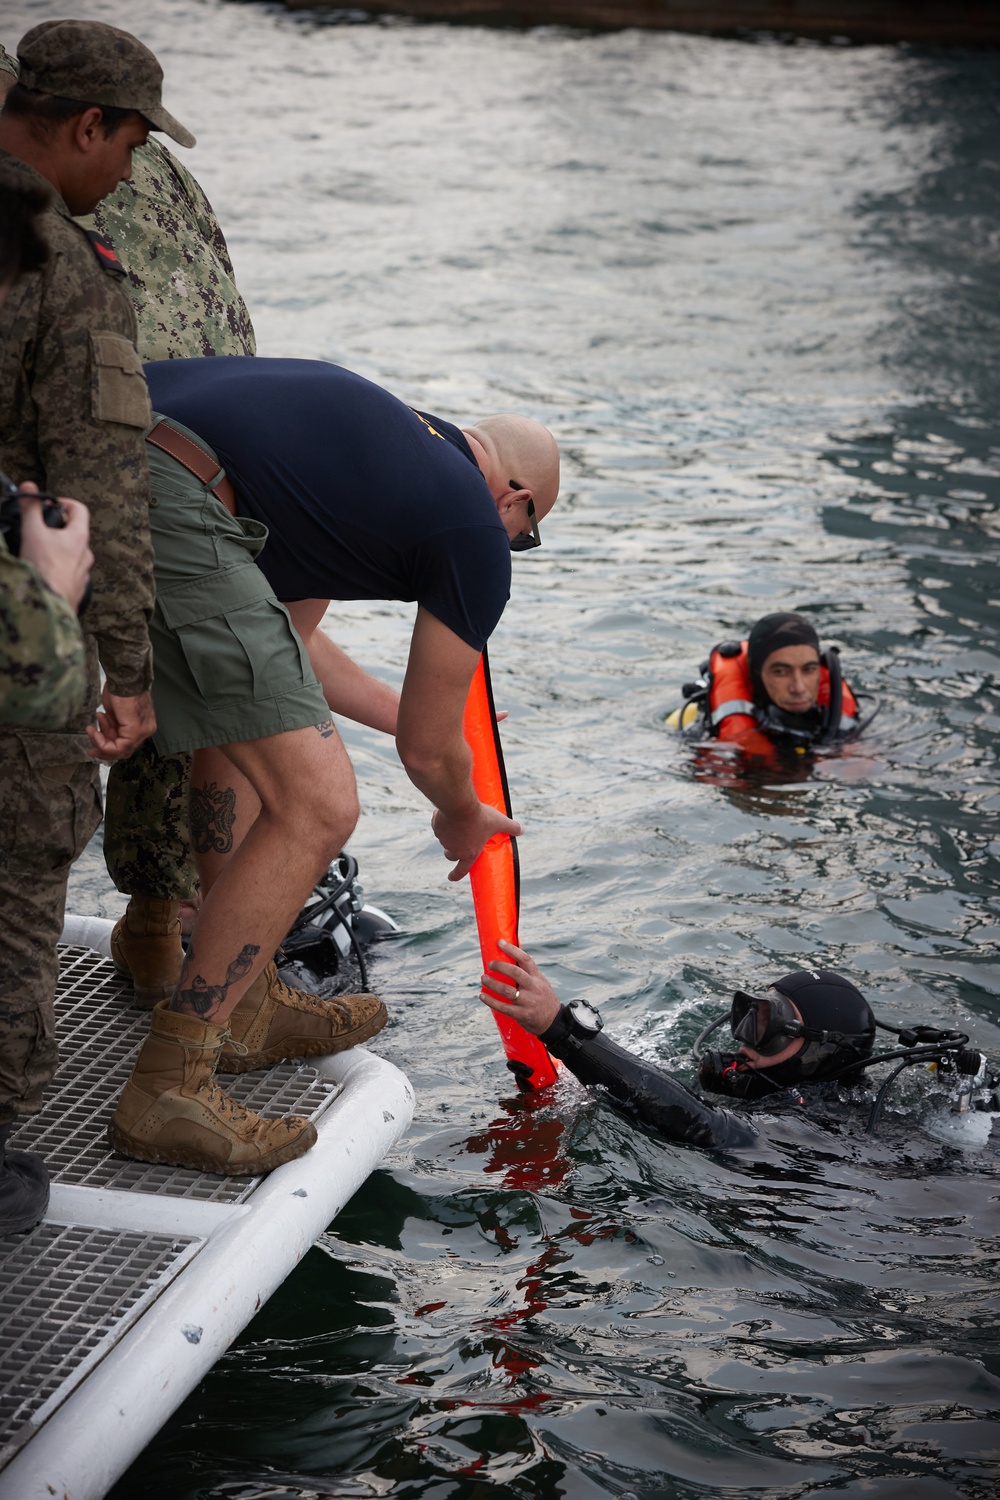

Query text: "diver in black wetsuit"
[480, 942, 995, 1148]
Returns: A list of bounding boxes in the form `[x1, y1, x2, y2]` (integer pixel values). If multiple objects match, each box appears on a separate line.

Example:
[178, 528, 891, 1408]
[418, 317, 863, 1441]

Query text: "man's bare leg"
[188, 743, 261, 893]
[187, 717, 340, 892]
[111, 718, 384, 1174]
[169, 718, 358, 1027]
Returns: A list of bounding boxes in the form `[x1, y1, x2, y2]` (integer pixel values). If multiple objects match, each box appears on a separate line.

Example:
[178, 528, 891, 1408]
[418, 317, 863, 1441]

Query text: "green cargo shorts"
[146, 415, 328, 756]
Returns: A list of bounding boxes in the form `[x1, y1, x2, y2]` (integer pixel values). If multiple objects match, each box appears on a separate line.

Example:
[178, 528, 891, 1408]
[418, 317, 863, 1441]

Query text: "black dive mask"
[730, 989, 805, 1057]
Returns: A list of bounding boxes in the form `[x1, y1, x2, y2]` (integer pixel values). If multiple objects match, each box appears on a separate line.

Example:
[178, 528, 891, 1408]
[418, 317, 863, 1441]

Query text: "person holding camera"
[0, 480, 92, 729]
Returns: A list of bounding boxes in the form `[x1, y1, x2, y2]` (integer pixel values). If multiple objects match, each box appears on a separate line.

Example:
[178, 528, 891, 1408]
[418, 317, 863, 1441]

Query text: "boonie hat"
[16, 19, 195, 149]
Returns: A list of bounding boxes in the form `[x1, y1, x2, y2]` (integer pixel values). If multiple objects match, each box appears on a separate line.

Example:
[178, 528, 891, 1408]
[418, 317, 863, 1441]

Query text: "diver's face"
[760, 645, 820, 714]
[737, 998, 806, 1069]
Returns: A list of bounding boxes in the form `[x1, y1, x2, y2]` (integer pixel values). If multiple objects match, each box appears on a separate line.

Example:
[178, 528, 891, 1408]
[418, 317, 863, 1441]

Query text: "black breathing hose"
[285, 856, 370, 990]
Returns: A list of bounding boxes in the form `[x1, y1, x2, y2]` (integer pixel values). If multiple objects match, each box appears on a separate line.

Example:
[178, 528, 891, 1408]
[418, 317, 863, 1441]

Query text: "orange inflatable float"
[463, 648, 558, 1091]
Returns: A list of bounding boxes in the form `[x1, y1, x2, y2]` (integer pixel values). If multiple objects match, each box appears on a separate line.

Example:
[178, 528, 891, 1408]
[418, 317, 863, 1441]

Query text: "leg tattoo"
[190, 781, 238, 856]
[314, 718, 335, 739]
[171, 941, 261, 1017]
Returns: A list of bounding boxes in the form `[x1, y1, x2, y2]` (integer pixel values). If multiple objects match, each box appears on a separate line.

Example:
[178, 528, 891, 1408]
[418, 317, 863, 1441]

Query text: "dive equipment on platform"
[278, 853, 398, 994]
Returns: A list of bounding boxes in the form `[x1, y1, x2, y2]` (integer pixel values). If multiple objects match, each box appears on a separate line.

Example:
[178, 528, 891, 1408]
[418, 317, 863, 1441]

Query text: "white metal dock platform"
[0, 925, 414, 1500]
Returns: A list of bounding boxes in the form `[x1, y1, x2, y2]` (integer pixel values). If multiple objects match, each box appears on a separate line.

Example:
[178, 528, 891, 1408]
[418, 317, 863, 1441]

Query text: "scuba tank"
[277, 853, 398, 995]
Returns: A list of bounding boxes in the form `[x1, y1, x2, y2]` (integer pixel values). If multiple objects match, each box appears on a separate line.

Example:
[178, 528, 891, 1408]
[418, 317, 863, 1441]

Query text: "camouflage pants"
[0, 728, 102, 1122]
[103, 743, 199, 902]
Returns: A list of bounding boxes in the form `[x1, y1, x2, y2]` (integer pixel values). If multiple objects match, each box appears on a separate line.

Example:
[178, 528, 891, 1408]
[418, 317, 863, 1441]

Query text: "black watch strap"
[540, 1002, 603, 1053]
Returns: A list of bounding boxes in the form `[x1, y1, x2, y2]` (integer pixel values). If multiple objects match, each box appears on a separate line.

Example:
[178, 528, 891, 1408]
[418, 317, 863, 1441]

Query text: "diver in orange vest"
[668, 611, 873, 755]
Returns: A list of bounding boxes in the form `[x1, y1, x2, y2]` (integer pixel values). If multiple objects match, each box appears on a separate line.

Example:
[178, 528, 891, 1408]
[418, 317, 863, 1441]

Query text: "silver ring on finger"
[514, 987, 520, 1001]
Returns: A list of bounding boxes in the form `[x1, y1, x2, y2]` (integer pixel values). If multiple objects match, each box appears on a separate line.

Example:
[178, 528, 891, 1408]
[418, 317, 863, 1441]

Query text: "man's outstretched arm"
[482, 941, 758, 1150]
[285, 598, 399, 734]
[396, 606, 520, 880]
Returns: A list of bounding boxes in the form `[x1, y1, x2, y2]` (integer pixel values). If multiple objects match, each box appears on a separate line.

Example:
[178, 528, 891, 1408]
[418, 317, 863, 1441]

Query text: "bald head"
[464, 414, 560, 520]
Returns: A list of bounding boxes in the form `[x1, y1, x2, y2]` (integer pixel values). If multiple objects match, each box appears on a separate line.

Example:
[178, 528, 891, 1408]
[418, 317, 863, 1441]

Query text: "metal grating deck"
[8, 947, 339, 1203]
[0, 1222, 193, 1469]
[0, 940, 412, 1495]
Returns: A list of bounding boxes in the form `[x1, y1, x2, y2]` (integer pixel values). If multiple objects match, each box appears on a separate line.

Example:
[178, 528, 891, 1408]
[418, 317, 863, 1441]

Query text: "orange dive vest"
[708, 641, 859, 750]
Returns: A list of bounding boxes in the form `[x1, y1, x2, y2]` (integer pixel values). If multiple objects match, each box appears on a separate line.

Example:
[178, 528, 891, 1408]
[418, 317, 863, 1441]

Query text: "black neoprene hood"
[766, 968, 876, 1084]
[747, 612, 821, 709]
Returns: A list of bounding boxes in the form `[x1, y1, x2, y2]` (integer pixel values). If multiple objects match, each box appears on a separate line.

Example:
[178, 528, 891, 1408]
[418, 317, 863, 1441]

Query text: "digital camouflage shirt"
[81, 138, 256, 360]
[0, 544, 86, 728]
[0, 152, 155, 704]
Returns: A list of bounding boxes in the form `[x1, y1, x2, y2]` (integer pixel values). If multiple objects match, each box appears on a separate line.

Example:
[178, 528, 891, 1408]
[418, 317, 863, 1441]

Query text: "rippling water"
[7, 0, 1000, 1493]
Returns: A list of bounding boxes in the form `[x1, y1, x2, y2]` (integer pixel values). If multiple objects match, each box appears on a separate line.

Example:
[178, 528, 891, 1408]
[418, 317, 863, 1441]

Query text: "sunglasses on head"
[730, 989, 804, 1057]
[509, 484, 541, 552]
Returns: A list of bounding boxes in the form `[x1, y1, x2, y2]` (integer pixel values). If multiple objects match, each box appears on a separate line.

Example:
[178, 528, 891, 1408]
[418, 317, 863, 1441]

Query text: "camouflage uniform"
[0, 151, 156, 1122]
[0, 543, 87, 729]
[82, 138, 257, 904]
[82, 137, 256, 362]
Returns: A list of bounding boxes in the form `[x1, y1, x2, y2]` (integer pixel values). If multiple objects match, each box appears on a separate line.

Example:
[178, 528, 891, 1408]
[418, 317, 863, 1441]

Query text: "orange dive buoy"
[464, 647, 558, 1091]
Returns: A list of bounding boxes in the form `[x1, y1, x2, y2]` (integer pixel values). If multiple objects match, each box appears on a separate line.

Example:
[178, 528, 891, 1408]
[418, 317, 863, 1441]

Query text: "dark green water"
[8, 0, 1000, 1492]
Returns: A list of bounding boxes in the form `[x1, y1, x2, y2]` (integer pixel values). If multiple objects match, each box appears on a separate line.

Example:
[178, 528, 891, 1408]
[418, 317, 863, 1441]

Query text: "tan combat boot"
[110, 896, 184, 1009]
[218, 962, 388, 1073]
[110, 1000, 317, 1175]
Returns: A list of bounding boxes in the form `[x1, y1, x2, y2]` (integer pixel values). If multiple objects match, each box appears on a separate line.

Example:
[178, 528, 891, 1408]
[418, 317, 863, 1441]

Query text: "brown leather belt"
[146, 418, 237, 515]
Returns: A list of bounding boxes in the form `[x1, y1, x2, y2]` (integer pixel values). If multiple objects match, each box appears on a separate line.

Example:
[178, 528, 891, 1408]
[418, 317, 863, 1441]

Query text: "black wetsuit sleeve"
[540, 1008, 758, 1150]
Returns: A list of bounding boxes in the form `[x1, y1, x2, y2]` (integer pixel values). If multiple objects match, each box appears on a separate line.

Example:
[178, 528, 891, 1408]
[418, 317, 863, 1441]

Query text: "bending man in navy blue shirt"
[111, 357, 560, 1176]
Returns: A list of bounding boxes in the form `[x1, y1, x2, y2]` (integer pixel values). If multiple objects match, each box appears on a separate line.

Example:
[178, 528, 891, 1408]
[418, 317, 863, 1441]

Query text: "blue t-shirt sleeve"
[415, 525, 512, 652]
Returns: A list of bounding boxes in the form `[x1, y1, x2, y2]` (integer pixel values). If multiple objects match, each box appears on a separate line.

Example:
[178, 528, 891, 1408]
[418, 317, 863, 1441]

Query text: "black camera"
[0, 470, 67, 557]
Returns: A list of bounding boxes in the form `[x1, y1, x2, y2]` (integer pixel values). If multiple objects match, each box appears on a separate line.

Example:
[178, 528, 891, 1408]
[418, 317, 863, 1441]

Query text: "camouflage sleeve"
[85, 139, 257, 361]
[0, 544, 87, 728]
[157, 145, 239, 280]
[27, 228, 155, 696]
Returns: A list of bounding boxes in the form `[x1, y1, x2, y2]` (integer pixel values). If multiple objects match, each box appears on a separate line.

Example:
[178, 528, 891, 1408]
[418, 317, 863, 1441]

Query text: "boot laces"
[269, 969, 328, 1015]
[192, 1028, 251, 1119]
[202, 1073, 256, 1126]
[271, 966, 370, 1017]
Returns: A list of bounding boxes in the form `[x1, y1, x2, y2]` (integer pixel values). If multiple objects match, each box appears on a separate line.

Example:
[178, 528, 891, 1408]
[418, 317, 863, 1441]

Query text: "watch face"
[568, 1000, 603, 1036]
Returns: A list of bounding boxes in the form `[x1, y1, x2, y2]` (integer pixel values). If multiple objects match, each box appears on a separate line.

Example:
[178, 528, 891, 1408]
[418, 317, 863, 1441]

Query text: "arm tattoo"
[190, 780, 238, 855]
[171, 941, 261, 1017]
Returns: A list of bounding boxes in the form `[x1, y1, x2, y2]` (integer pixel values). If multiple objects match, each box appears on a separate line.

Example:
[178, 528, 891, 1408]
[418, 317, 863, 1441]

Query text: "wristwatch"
[540, 999, 604, 1053]
[565, 1000, 604, 1039]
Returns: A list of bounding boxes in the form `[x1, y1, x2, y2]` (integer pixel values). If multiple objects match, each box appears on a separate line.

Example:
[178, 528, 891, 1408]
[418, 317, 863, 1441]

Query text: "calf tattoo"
[190, 780, 238, 855]
[172, 941, 261, 1017]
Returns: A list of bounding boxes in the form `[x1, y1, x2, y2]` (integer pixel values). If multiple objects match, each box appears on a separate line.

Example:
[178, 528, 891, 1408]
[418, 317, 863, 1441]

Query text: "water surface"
[5, 0, 999, 1493]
